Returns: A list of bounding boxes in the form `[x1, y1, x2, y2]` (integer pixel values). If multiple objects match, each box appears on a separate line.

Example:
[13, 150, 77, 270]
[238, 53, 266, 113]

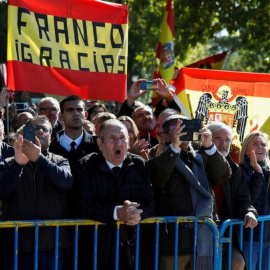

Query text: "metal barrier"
[0, 216, 220, 270]
[0, 216, 269, 270]
[0, 219, 103, 270]
[219, 215, 270, 270]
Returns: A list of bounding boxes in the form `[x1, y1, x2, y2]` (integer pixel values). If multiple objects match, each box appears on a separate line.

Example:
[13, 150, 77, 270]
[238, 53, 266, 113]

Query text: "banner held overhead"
[7, 0, 128, 101]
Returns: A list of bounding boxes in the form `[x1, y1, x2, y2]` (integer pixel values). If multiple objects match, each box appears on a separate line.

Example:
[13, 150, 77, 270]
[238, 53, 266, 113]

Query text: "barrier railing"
[219, 215, 270, 270]
[0, 215, 269, 270]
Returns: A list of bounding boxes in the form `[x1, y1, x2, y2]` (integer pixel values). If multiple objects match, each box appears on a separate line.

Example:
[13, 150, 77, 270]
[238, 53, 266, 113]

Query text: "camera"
[15, 102, 29, 112]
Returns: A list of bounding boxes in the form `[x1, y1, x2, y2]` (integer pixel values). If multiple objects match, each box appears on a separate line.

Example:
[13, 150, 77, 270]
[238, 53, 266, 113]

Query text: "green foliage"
[128, 0, 270, 80]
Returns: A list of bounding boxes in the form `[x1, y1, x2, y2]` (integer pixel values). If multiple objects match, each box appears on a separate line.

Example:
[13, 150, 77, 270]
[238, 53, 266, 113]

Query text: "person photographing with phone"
[149, 114, 231, 270]
[117, 78, 181, 149]
[0, 115, 73, 270]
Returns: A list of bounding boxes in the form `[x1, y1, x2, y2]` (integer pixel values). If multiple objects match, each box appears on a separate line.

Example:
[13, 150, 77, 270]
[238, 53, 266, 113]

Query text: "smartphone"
[23, 126, 36, 143]
[140, 81, 158, 91]
[181, 119, 202, 141]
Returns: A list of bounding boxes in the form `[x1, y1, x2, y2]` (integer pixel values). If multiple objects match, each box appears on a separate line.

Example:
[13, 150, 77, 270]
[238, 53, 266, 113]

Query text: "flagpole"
[222, 50, 232, 70]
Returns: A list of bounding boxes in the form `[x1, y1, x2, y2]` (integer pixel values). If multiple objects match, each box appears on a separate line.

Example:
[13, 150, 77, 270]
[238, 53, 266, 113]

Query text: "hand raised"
[199, 126, 212, 148]
[129, 139, 149, 156]
[250, 150, 263, 173]
[155, 78, 173, 100]
[22, 137, 42, 162]
[167, 119, 186, 149]
[14, 136, 29, 165]
[127, 79, 148, 106]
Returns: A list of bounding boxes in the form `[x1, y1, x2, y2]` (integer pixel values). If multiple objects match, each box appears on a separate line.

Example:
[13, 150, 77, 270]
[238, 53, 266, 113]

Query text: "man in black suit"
[75, 119, 154, 270]
[49, 95, 99, 270]
[49, 95, 99, 172]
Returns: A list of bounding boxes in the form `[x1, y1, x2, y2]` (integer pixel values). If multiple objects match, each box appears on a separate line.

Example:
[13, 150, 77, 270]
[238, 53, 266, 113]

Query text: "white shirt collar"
[106, 160, 123, 170]
[59, 132, 83, 151]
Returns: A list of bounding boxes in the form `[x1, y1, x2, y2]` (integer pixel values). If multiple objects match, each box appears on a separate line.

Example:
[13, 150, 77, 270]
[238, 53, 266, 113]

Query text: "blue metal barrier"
[137, 216, 220, 270]
[0, 219, 103, 270]
[219, 215, 270, 270]
[1, 216, 269, 270]
[0, 217, 220, 270]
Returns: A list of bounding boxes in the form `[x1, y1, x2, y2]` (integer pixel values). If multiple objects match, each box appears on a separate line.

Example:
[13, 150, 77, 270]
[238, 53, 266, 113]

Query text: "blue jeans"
[242, 241, 269, 270]
[3, 251, 63, 270]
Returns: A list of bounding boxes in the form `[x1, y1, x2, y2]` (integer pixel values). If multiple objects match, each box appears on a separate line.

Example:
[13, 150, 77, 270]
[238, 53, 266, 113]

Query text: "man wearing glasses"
[0, 115, 73, 270]
[38, 97, 63, 140]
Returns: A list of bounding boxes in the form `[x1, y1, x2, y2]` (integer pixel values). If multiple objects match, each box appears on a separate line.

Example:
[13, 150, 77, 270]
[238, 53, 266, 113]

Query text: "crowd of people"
[0, 77, 269, 270]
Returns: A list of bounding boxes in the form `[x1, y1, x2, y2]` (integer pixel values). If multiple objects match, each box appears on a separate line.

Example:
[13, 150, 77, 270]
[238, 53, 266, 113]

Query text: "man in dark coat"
[150, 115, 232, 270]
[207, 121, 258, 270]
[49, 95, 99, 270]
[75, 119, 155, 270]
[49, 95, 99, 173]
[0, 115, 73, 270]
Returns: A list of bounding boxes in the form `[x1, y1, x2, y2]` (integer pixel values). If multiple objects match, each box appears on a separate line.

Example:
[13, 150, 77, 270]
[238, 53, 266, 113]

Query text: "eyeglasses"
[106, 137, 127, 143]
[39, 107, 58, 113]
[31, 125, 50, 134]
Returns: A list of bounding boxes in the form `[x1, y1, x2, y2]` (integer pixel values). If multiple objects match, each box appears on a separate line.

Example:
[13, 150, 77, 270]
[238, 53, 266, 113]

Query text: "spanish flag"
[152, 0, 174, 106]
[186, 51, 228, 70]
[156, 0, 174, 83]
[173, 67, 270, 146]
[7, 0, 128, 101]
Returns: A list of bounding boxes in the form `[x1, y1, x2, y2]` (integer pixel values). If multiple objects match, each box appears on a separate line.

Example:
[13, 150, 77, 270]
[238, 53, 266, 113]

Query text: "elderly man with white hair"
[75, 119, 154, 270]
[207, 121, 258, 270]
[38, 97, 63, 139]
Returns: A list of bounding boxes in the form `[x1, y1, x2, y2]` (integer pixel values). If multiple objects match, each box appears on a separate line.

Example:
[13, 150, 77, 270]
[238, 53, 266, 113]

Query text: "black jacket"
[0, 142, 14, 161]
[49, 130, 99, 217]
[220, 155, 257, 221]
[74, 152, 155, 270]
[75, 152, 154, 223]
[0, 151, 73, 253]
[49, 129, 99, 172]
[51, 121, 63, 140]
[150, 146, 231, 255]
[240, 160, 269, 242]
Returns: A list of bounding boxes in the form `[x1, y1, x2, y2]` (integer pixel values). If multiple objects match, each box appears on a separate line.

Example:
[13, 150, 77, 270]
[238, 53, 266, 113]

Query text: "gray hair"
[25, 115, 53, 135]
[38, 97, 60, 112]
[207, 122, 233, 141]
[158, 108, 181, 119]
[99, 119, 128, 142]
[134, 104, 153, 117]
